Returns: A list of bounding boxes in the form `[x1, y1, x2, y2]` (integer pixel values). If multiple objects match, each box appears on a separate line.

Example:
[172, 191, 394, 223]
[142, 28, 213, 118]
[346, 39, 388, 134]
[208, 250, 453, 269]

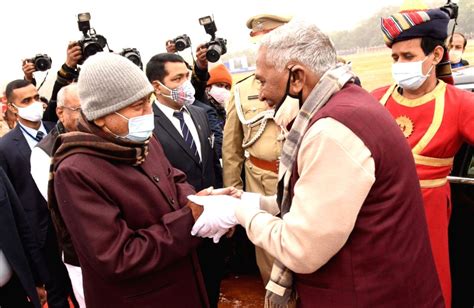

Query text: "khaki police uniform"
[222, 12, 292, 287]
[223, 12, 292, 288]
[223, 74, 281, 285]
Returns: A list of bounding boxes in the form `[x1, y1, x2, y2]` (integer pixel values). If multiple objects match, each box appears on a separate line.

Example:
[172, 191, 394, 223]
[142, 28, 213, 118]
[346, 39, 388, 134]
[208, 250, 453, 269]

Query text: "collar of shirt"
[154, 99, 202, 160]
[18, 121, 47, 149]
[154, 99, 189, 119]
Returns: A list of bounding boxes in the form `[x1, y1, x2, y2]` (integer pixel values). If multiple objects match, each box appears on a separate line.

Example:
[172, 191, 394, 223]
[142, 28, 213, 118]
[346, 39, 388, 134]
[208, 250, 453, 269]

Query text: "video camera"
[77, 12, 108, 65]
[27, 54, 52, 71]
[173, 34, 192, 52]
[119, 48, 143, 69]
[199, 16, 227, 62]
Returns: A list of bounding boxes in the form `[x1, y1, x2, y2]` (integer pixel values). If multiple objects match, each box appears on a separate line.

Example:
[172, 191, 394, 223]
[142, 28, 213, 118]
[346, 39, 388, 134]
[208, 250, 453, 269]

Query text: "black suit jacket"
[0, 121, 55, 247]
[152, 102, 222, 191]
[193, 100, 223, 159]
[0, 168, 49, 308]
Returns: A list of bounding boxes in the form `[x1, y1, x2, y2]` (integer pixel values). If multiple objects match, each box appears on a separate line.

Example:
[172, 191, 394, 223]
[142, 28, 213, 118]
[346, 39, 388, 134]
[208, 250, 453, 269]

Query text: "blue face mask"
[114, 112, 155, 142]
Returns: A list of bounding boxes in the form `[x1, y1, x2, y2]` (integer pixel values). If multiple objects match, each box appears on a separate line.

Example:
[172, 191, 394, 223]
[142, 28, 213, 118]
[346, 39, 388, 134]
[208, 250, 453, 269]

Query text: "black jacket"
[0, 168, 49, 308]
[193, 100, 223, 159]
[0, 122, 55, 246]
[152, 102, 222, 191]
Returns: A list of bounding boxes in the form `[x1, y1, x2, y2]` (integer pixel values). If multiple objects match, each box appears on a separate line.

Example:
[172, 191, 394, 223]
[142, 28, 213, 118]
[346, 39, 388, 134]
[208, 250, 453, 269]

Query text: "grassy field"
[231, 40, 474, 92]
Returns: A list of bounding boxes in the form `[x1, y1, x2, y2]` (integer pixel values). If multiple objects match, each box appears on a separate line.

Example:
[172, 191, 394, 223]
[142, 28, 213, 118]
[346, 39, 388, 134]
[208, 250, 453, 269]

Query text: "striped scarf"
[265, 64, 355, 308]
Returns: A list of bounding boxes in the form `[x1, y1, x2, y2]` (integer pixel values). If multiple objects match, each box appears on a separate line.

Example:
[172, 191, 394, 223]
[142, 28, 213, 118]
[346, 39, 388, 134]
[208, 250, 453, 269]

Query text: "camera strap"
[36, 71, 49, 91]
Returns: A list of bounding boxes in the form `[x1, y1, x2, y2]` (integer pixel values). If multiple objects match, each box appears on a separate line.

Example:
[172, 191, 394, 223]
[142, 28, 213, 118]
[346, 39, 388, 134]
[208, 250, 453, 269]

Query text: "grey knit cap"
[78, 52, 154, 120]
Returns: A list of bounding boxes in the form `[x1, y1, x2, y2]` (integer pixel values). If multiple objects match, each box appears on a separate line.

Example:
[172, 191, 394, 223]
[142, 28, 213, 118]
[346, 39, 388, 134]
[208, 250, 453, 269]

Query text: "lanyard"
[18, 124, 43, 142]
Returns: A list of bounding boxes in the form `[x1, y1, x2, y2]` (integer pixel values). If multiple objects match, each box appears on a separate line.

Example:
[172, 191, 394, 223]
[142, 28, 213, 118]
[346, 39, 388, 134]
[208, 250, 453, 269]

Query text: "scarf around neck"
[46, 114, 151, 264]
[265, 64, 355, 308]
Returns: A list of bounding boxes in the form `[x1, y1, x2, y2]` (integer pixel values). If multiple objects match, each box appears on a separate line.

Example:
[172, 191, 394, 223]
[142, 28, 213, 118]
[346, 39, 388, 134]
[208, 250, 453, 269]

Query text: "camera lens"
[127, 55, 143, 69]
[206, 44, 224, 63]
[175, 39, 187, 51]
[35, 57, 51, 71]
[83, 42, 103, 58]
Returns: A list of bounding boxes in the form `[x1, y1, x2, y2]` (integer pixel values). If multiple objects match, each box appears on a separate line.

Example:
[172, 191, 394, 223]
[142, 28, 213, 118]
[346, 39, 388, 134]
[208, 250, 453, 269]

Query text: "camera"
[27, 54, 52, 71]
[199, 16, 227, 63]
[172, 34, 192, 52]
[119, 48, 143, 69]
[77, 12, 108, 65]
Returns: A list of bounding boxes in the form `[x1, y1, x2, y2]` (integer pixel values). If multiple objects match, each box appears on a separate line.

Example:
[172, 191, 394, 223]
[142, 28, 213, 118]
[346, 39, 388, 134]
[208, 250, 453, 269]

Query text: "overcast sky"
[0, 0, 406, 94]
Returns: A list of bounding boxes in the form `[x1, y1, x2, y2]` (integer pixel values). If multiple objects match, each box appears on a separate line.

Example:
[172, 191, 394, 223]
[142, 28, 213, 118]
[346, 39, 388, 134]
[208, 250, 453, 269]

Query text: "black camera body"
[77, 12, 108, 64]
[27, 54, 52, 71]
[199, 16, 227, 62]
[119, 48, 143, 69]
[173, 34, 191, 51]
[204, 38, 227, 63]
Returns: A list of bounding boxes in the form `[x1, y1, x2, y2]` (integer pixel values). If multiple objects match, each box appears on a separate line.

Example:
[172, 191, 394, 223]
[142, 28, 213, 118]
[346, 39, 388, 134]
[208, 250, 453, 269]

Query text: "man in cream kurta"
[190, 19, 442, 307]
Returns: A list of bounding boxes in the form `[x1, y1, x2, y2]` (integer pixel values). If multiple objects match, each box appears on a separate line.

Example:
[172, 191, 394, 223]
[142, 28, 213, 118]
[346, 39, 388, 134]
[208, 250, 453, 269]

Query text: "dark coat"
[193, 100, 223, 159]
[0, 121, 76, 307]
[152, 102, 224, 307]
[0, 168, 49, 308]
[54, 137, 209, 308]
[0, 122, 55, 246]
[153, 102, 222, 191]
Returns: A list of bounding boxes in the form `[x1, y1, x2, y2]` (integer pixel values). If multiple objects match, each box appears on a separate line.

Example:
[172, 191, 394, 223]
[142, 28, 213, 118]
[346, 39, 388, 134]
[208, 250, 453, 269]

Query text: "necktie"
[36, 131, 45, 141]
[173, 111, 199, 159]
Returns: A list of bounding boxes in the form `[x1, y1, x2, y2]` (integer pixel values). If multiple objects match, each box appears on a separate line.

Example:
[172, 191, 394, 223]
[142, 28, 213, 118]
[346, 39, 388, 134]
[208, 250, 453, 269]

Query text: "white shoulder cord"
[234, 84, 275, 148]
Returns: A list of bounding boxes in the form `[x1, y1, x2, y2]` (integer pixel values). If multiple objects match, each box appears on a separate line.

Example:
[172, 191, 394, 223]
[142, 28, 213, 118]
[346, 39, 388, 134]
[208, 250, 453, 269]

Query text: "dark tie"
[173, 111, 200, 159]
[36, 131, 45, 142]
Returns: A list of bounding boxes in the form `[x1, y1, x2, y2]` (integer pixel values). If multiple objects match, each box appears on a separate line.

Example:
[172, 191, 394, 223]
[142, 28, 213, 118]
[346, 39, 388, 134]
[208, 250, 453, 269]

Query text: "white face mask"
[449, 50, 463, 64]
[273, 96, 300, 129]
[392, 57, 434, 91]
[209, 85, 231, 107]
[159, 80, 196, 106]
[114, 112, 155, 142]
[13, 101, 43, 122]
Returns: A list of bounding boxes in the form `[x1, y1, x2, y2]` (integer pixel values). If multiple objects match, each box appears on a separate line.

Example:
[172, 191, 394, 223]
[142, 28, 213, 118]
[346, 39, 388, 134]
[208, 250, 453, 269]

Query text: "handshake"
[187, 187, 261, 243]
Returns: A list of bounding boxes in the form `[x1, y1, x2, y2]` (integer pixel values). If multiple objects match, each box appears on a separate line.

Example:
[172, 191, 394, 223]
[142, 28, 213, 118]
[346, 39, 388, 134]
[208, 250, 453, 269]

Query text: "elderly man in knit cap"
[372, 2, 474, 306]
[48, 52, 224, 308]
[206, 64, 232, 126]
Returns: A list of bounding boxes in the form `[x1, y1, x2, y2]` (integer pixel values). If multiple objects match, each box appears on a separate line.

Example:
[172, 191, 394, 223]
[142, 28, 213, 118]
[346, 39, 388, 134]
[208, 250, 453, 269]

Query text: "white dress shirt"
[0, 250, 13, 287]
[154, 100, 202, 160]
[30, 146, 51, 201]
[18, 121, 47, 150]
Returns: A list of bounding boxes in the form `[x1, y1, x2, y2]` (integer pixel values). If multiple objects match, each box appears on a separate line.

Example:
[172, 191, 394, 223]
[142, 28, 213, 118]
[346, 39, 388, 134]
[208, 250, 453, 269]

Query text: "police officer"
[222, 13, 294, 285]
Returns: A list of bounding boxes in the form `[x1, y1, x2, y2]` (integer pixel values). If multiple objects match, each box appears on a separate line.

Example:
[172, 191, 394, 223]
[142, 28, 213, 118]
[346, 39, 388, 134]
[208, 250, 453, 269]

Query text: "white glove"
[188, 195, 241, 243]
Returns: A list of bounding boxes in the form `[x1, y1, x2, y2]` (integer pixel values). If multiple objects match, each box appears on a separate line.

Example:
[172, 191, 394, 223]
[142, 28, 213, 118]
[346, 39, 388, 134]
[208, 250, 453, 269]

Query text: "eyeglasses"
[62, 106, 82, 112]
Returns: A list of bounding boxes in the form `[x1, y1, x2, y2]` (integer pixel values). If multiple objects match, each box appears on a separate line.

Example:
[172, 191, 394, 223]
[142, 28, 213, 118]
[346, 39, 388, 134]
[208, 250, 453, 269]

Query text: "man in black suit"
[146, 53, 224, 308]
[0, 80, 75, 308]
[0, 168, 49, 308]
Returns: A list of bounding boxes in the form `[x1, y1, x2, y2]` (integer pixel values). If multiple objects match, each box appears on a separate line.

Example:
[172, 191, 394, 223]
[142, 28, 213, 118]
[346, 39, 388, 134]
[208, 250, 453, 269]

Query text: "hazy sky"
[0, 0, 406, 94]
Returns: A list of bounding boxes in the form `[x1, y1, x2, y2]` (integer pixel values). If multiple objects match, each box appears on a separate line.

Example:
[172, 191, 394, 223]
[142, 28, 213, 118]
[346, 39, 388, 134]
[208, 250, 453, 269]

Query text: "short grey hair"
[259, 20, 337, 77]
[57, 83, 78, 107]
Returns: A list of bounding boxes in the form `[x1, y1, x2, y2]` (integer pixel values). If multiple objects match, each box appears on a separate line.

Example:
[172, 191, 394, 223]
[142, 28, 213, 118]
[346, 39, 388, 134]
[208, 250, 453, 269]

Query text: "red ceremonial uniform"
[372, 80, 474, 307]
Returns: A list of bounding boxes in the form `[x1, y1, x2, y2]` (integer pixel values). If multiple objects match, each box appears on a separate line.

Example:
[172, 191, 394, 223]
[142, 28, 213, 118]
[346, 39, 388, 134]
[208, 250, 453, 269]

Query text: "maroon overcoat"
[54, 137, 209, 308]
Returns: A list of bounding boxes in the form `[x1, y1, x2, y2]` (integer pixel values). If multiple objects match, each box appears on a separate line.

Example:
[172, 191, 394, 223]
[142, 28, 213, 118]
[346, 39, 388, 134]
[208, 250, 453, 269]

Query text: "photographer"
[22, 42, 81, 123]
